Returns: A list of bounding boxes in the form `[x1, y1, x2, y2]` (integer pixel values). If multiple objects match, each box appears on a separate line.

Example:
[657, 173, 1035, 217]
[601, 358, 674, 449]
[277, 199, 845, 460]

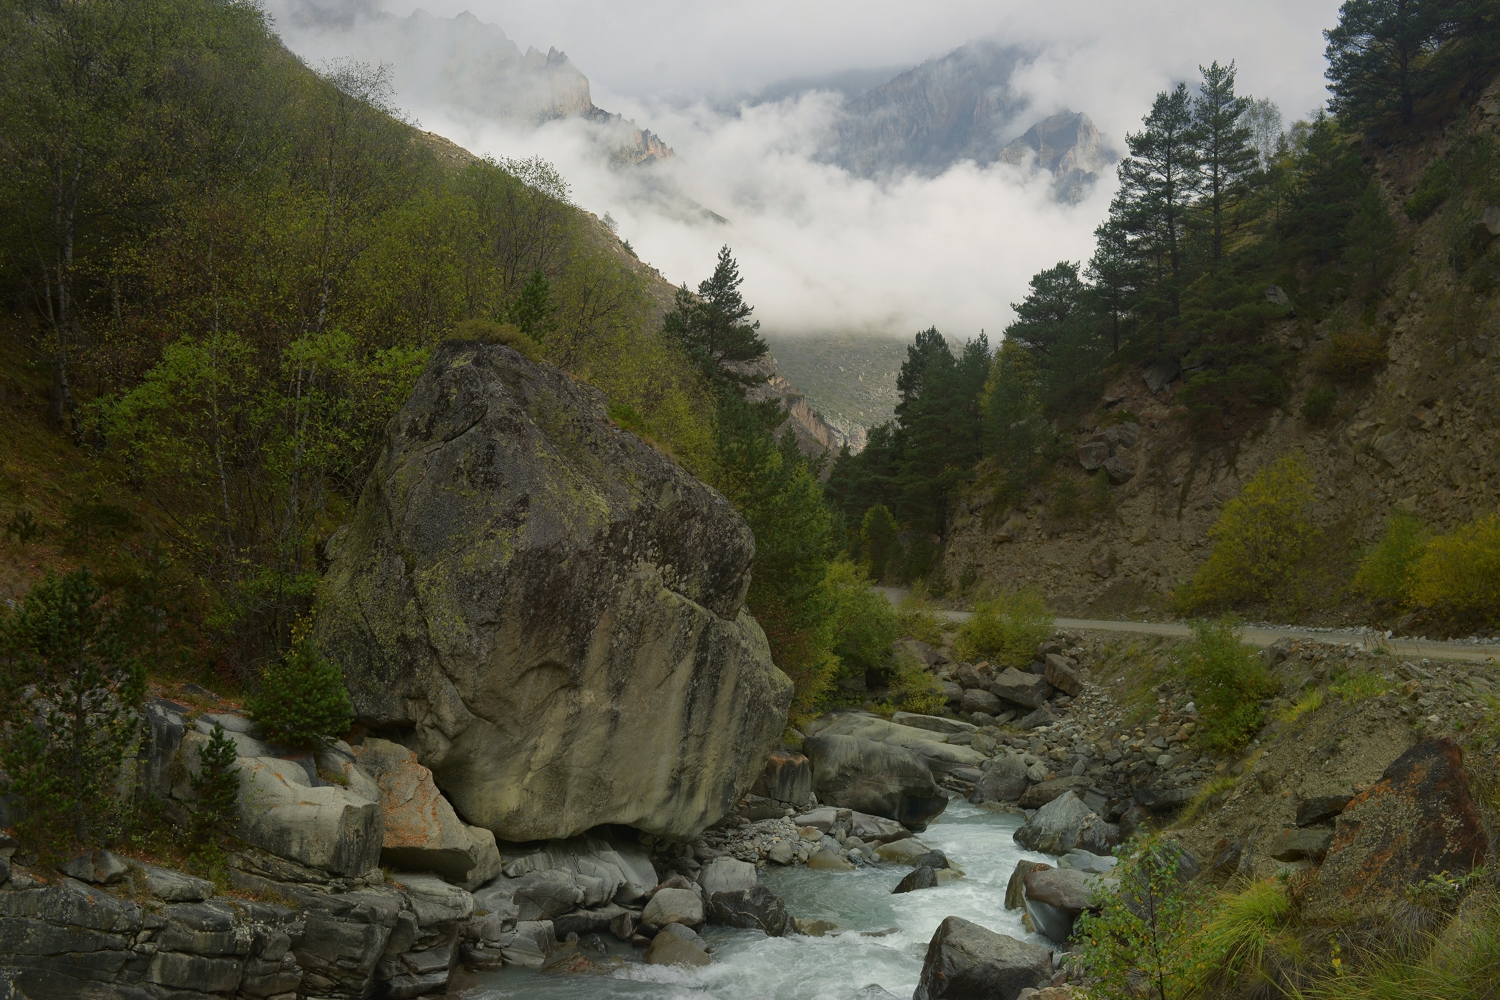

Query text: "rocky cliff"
[997, 109, 1109, 204]
[315, 341, 793, 842]
[272, 0, 673, 165]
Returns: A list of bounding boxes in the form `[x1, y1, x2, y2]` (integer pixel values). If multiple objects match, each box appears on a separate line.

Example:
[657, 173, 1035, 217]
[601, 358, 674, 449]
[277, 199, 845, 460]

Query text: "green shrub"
[1329, 668, 1393, 701]
[878, 646, 946, 715]
[1075, 837, 1207, 1000]
[1301, 386, 1337, 424]
[1410, 512, 1500, 617]
[953, 588, 1053, 667]
[0, 569, 145, 847]
[4, 508, 41, 544]
[1403, 157, 1452, 222]
[1174, 616, 1277, 753]
[1352, 510, 1428, 604]
[1050, 475, 1082, 520]
[451, 318, 543, 361]
[895, 582, 947, 645]
[1179, 454, 1316, 610]
[822, 560, 898, 674]
[249, 642, 353, 749]
[191, 723, 240, 850]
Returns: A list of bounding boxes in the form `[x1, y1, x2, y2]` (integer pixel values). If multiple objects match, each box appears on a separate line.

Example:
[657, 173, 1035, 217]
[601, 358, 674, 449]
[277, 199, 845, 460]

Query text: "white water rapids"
[460, 801, 1057, 1000]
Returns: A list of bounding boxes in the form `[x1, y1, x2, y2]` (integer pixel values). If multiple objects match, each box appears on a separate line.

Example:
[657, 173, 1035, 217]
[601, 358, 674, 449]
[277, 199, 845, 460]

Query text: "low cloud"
[267, 0, 1344, 340]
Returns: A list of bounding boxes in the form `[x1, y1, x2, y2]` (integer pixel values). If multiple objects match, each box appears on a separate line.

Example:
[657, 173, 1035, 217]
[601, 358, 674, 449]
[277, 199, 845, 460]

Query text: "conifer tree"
[1192, 61, 1258, 266]
[1325, 0, 1441, 132]
[1115, 84, 1200, 317]
[662, 245, 769, 394]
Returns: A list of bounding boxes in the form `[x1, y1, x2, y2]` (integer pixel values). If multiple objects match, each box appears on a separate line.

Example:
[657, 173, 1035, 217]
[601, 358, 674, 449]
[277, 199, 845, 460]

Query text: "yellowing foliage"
[1410, 512, 1500, 616]
[1179, 454, 1316, 610]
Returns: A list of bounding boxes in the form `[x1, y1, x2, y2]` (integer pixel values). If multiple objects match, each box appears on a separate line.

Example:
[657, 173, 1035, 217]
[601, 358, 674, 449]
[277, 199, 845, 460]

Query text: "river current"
[461, 801, 1055, 1000]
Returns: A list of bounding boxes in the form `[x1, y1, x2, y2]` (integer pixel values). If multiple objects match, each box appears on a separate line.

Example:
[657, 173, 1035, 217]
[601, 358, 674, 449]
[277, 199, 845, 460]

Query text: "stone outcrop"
[235, 755, 383, 878]
[1306, 738, 1490, 919]
[803, 733, 948, 830]
[914, 916, 1053, 1000]
[316, 342, 792, 842]
[1013, 791, 1118, 856]
[352, 738, 501, 887]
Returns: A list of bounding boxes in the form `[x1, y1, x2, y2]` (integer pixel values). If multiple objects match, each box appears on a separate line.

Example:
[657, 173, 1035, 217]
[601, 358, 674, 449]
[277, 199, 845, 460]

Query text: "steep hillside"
[941, 76, 1500, 631]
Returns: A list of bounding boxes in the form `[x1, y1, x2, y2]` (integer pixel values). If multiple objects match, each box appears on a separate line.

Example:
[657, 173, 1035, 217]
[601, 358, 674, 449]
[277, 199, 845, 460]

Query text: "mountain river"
[459, 801, 1056, 1000]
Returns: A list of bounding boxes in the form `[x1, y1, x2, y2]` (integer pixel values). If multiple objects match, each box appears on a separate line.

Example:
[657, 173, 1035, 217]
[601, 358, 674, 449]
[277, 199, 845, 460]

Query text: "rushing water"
[459, 801, 1057, 1000]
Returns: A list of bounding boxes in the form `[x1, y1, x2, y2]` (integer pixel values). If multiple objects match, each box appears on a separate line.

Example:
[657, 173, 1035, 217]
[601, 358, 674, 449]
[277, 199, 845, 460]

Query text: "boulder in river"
[892, 866, 938, 893]
[914, 916, 1052, 1000]
[704, 885, 791, 935]
[1013, 791, 1117, 856]
[970, 755, 1030, 804]
[315, 341, 793, 842]
[804, 733, 948, 830]
[1023, 867, 1117, 941]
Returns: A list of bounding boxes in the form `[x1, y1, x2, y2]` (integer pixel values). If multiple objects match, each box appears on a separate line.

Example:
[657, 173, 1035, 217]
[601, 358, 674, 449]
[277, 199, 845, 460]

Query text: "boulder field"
[315, 341, 792, 842]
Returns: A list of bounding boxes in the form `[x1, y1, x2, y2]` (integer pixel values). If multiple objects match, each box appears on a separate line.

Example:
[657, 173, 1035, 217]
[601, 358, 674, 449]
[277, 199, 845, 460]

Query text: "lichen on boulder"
[315, 341, 792, 842]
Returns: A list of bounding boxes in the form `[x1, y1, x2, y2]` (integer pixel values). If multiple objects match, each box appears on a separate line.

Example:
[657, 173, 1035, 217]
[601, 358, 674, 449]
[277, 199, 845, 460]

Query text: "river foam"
[461, 801, 1056, 1000]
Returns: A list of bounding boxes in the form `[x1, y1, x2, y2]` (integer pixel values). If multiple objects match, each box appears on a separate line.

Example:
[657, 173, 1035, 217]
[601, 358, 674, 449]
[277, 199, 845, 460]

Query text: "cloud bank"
[267, 0, 1344, 340]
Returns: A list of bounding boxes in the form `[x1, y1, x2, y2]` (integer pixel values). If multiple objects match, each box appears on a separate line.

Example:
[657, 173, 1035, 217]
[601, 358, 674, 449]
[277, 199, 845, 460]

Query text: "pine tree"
[506, 269, 554, 340]
[1116, 83, 1200, 317]
[1192, 61, 1258, 266]
[1325, 0, 1443, 133]
[1003, 262, 1089, 356]
[191, 723, 240, 849]
[1086, 220, 1138, 352]
[662, 246, 769, 394]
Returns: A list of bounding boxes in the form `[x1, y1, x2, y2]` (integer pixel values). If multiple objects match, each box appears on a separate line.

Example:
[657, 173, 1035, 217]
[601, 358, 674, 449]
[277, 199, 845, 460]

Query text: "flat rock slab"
[914, 916, 1052, 1000]
[1268, 827, 1333, 862]
[990, 668, 1053, 710]
[892, 713, 976, 735]
[1023, 867, 1117, 913]
[1307, 738, 1489, 920]
[1295, 794, 1352, 827]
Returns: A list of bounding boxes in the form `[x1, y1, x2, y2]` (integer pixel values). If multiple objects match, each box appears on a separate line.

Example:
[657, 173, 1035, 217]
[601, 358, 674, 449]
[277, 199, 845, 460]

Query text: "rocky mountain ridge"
[273, 0, 672, 165]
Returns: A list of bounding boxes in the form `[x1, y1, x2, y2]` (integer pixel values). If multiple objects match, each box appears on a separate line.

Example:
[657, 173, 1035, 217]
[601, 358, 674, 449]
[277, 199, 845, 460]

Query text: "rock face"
[803, 733, 948, 830]
[235, 756, 383, 877]
[317, 342, 793, 842]
[353, 738, 501, 886]
[914, 916, 1052, 1000]
[997, 109, 1108, 203]
[1307, 738, 1490, 919]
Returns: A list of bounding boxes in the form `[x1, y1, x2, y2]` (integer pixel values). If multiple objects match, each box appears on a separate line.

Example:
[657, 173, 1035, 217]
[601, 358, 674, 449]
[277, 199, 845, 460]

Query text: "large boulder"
[816, 715, 987, 772]
[314, 341, 793, 842]
[704, 885, 790, 936]
[1306, 738, 1490, 920]
[1013, 792, 1117, 856]
[970, 755, 1030, 804]
[234, 756, 383, 877]
[804, 734, 948, 830]
[1023, 867, 1117, 942]
[498, 833, 657, 907]
[752, 750, 812, 807]
[352, 738, 500, 886]
[914, 916, 1052, 1000]
[990, 668, 1052, 710]
[698, 857, 757, 896]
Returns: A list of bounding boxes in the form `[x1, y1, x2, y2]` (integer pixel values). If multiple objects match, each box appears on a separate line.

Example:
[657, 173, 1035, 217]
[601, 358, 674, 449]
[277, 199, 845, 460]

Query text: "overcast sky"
[274, 0, 1346, 339]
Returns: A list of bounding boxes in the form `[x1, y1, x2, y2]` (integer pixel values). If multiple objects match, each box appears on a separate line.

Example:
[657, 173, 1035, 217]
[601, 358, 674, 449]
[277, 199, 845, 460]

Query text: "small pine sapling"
[191, 723, 240, 850]
[249, 642, 353, 749]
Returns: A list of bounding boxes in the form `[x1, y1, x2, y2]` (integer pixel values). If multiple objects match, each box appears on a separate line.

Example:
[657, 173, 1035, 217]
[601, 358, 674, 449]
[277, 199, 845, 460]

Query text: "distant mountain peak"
[997, 109, 1111, 203]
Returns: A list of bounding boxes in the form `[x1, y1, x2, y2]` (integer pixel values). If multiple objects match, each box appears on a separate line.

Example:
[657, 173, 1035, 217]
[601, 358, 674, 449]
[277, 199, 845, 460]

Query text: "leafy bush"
[1410, 512, 1500, 618]
[1313, 326, 1387, 382]
[1178, 454, 1316, 610]
[878, 647, 946, 715]
[249, 642, 353, 749]
[895, 583, 947, 646]
[0, 569, 145, 846]
[1075, 838, 1207, 1000]
[1174, 616, 1277, 753]
[191, 723, 240, 850]
[452, 318, 543, 361]
[1403, 157, 1452, 222]
[1301, 386, 1337, 424]
[953, 588, 1053, 667]
[1352, 510, 1428, 604]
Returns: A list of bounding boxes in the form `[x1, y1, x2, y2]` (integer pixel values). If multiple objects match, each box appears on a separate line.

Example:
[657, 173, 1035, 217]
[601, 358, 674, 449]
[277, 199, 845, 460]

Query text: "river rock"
[645, 930, 711, 966]
[1013, 792, 1117, 856]
[1306, 738, 1490, 919]
[1005, 860, 1051, 910]
[499, 833, 657, 907]
[235, 755, 383, 877]
[892, 866, 938, 893]
[698, 857, 757, 896]
[961, 689, 1005, 715]
[752, 750, 812, 807]
[807, 848, 855, 871]
[353, 738, 500, 886]
[658, 921, 711, 951]
[816, 715, 988, 771]
[970, 755, 1029, 804]
[990, 668, 1053, 710]
[499, 920, 556, 967]
[804, 734, 948, 830]
[914, 916, 1052, 1000]
[1023, 867, 1116, 942]
[704, 885, 790, 935]
[1019, 777, 1101, 811]
[875, 838, 933, 865]
[892, 713, 977, 735]
[642, 888, 704, 929]
[315, 341, 793, 842]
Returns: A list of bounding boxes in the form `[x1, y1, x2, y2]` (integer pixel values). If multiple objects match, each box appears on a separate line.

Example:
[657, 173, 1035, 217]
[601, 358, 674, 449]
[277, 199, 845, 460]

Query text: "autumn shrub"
[954, 587, 1053, 668]
[1178, 454, 1316, 610]
[1352, 510, 1429, 605]
[895, 582, 947, 645]
[249, 641, 353, 749]
[877, 647, 946, 715]
[1174, 616, 1277, 753]
[1410, 512, 1500, 618]
[1313, 326, 1387, 383]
